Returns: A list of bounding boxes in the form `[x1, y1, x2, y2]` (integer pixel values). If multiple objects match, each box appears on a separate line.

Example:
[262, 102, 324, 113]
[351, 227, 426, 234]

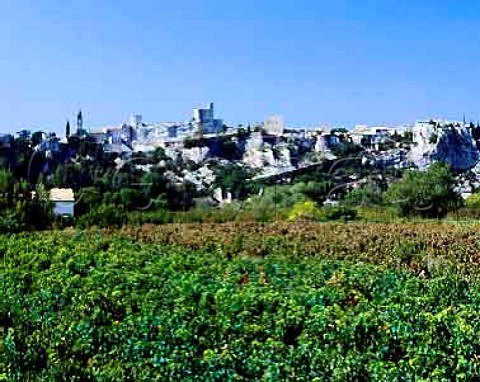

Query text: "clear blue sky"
[1, 0, 480, 134]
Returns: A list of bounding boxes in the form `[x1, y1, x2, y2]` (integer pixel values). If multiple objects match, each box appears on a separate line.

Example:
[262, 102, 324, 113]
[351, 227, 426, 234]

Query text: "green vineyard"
[2, 224, 480, 380]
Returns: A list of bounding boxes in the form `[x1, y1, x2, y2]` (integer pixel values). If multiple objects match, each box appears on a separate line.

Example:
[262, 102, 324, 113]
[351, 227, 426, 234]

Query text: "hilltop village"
[1, 103, 480, 227]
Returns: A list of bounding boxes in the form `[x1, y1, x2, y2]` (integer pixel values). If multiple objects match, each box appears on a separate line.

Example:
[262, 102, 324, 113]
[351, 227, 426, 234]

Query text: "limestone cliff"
[410, 121, 478, 171]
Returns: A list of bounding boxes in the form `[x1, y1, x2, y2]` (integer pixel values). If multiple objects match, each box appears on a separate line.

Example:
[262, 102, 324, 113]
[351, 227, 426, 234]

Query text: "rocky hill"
[410, 121, 479, 171]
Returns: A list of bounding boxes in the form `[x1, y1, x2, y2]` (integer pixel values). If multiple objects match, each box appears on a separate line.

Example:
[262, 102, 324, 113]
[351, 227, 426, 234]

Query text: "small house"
[49, 188, 75, 217]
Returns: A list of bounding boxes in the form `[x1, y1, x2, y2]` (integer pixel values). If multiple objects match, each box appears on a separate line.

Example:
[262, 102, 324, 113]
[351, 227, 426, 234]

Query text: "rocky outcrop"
[435, 128, 478, 171]
[181, 147, 210, 164]
[182, 165, 215, 191]
[410, 122, 479, 171]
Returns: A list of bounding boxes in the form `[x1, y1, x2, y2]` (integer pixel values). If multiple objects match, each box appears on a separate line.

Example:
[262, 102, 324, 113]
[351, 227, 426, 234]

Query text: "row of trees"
[248, 162, 464, 222]
[324, 162, 465, 219]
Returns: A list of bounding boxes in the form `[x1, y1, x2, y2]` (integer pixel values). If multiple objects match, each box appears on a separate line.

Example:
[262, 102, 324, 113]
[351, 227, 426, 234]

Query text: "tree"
[360, 136, 372, 148]
[344, 183, 383, 208]
[0, 169, 14, 209]
[331, 141, 364, 157]
[31, 131, 44, 147]
[150, 147, 169, 162]
[291, 181, 328, 205]
[212, 163, 252, 199]
[75, 186, 102, 215]
[385, 163, 461, 218]
[330, 128, 348, 134]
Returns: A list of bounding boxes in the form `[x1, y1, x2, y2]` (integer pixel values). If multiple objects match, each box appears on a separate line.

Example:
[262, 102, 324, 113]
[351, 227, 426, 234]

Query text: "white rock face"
[182, 147, 210, 164]
[315, 134, 340, 152]
[410, 121, 479, 171]
[164, 147, 181, 161]
[243, 135, 275, 169]
[363, 149, 409, 169]
[315, 136, 328, 152]
[242, 132, 296, 175]
[244, 132, 264, 152]
[182, 165, 215, 191]
[277, 146, 293, 169]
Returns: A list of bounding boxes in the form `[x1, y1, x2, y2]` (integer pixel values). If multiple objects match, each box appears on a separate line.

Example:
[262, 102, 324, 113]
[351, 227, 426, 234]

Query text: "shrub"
[465, 193, 480, 209]
[127, 208, 174, 225]
[447, 207, 480, 220]
[323, 205, 357, 221]
[288, 200, 321, 221]
[344, 184, 383, 208]
[54, 214, 75, 229]
[0, 214, 21, 233]
[76, 203, 126, 228]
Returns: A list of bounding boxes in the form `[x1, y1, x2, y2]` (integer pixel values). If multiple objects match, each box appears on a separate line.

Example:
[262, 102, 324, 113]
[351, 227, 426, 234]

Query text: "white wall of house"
[53, 202, 74, 217]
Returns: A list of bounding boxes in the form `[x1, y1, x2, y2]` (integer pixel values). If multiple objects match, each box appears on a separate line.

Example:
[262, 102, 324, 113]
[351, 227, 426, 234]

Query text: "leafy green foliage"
[331, 141, 364, 157]
[287, 200, 321, 221]
[2, 230, 480, 379]
[76, 204, 126, 228]
[466, 193, 480, 209]
[385, 163, 461, 218]
[344, 184, 383, 208]
[212, 163, 255, 199]
[323, 206, 358, 221]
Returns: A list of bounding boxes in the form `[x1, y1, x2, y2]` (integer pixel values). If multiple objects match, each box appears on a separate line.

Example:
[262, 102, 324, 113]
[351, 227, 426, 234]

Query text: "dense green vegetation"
[385, 163, 462, 218]
[2, 225, 480, 380]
